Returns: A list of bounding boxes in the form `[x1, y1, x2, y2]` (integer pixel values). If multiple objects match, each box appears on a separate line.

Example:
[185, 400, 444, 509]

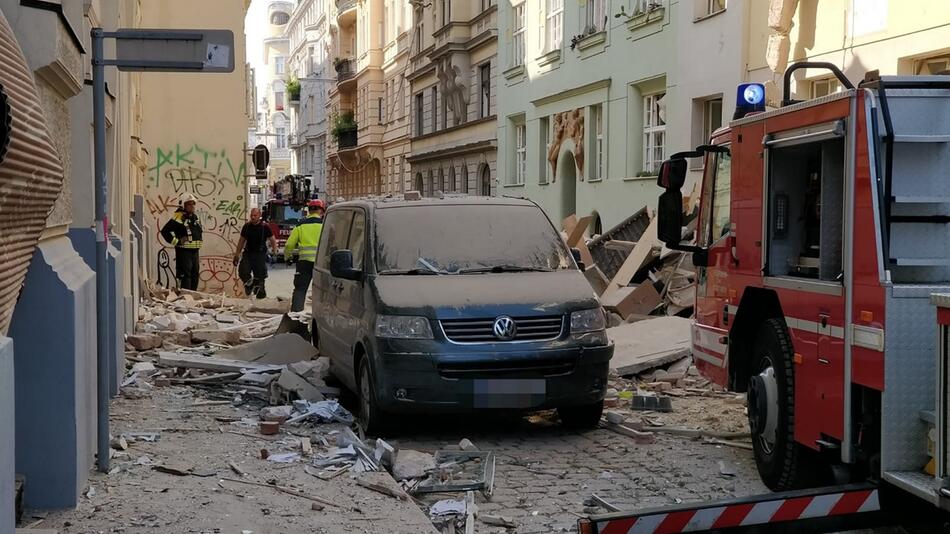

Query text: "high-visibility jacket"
[160, 210, 203, 250]
[285, 216, 323, 262]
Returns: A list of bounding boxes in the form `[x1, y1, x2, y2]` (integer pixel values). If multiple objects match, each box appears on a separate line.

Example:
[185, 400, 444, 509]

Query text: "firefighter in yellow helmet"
[285, 199, 325, 311]
[160, 193, 203, 291]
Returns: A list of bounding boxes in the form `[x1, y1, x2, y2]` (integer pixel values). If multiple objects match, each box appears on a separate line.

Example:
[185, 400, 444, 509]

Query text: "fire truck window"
[710, 151, 732, 242]
[766, 137, 845, 282]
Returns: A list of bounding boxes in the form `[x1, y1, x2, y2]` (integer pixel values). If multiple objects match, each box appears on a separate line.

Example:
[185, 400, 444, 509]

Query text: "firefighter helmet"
[182, 193, 198, 205]
[307, 199, 326, 211]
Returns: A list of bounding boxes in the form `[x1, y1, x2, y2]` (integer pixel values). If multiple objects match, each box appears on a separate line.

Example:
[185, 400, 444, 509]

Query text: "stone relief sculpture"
[547, 108, 585, 181]
[436, 57, 469, 126]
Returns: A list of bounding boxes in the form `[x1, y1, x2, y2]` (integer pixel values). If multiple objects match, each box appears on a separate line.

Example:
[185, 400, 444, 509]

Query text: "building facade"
[258, 1, 295, 187]
[406, 0, 499, 197]
[325, 0, 414, 199]
[286, 0, 330, 198]
[496, 0, 746, 231]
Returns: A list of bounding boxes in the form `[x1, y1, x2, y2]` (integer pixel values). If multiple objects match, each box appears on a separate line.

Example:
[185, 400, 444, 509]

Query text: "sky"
[245, 0, 272, 104]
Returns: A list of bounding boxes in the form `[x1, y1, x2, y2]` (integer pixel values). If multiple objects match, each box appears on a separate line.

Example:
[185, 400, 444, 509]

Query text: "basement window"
[765, 122, 846, 283]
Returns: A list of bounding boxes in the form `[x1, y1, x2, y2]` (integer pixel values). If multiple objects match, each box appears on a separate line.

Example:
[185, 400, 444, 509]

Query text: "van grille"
[440, 316, 564, 343]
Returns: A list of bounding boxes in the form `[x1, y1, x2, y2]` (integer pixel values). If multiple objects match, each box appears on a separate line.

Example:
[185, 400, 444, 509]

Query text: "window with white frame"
[276, 126, 287, 149]
[511, 2, 526, 67]
[811, 77, 843, 99]
[701, 0, 726, 17]
[539, 116, 551, 184]
[643, 92, 666, 175]
[591, 104, 605, 180]
[479, 63, 491, 118]
[915, 54, 950, 75]
[703, 98, 723, 140]
[586, 0, 607, 32]
[545, 0, 563, 53]
[511, 120, 526, 185]
[275, 56, 286, 75]
[275, 89, 285, 110]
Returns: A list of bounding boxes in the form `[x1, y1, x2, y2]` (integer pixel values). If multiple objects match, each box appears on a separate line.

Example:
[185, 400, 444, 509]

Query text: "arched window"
[414, 173, 424, 193]
[426, 170, 434, 197]
[448, 166, 456, 193]
[479, 165, 491, 196]
[438, 169, 445, 194]
[271, 11, 290, 25]
[460, 165, 469, 194]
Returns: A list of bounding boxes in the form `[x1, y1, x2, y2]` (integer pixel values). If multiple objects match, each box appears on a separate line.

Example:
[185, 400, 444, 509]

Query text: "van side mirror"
[330, 250, 362, 281]
[571, 248, 585, 271]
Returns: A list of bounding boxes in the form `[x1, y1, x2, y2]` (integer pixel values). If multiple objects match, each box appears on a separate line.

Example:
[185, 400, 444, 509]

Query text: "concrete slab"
[214, 333, 317, 364]
[607, 316, 692, 376]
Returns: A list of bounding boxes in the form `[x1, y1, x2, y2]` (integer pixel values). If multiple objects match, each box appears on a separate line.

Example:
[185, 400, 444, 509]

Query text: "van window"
[348, 211, 366, 270]
[316, 210, 354, 271]
[374, 204, 572, 274]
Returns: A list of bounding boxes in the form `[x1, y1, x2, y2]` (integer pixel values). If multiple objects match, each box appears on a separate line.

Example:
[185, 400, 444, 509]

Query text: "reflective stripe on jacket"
[285, 216, 323, 262]
[161, 210, 203, 250]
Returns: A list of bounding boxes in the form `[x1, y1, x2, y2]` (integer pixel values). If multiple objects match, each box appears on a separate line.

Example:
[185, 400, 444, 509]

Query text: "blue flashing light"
[742, 83, 765, 105]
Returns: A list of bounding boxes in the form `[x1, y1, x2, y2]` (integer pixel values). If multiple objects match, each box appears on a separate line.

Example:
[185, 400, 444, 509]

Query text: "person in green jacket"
[285, 199, 325, 311]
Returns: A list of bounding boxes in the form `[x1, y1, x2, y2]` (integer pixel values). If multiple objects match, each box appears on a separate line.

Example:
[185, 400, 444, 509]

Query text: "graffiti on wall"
[146, 143, 247, 295]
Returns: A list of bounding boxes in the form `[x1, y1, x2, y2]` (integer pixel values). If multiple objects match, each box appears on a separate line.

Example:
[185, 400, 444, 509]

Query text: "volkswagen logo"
[493, 316, 517, 341]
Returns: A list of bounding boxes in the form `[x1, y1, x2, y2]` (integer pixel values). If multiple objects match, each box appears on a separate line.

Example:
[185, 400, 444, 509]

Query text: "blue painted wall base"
[0, 336, 14, 530]
[10, 236, 97, 509]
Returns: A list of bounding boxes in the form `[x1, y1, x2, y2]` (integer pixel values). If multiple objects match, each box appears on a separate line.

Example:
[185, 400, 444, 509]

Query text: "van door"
[336, 208, 367, 382]
[694, 148, 732, 375]
[314, 210, 355, 368]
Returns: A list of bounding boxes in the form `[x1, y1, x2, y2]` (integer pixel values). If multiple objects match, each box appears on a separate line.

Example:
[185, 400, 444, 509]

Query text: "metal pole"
[91, 28, 110, 473]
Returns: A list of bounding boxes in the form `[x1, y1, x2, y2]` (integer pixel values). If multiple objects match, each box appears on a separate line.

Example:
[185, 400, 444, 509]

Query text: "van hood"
[373, 270, 600, 318]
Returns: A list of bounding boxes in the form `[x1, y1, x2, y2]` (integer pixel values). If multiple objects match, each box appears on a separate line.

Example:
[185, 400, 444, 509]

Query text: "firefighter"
[233, 207, 278, 298]
[285, 199, 325, 312]
[160, 193, 203, 291]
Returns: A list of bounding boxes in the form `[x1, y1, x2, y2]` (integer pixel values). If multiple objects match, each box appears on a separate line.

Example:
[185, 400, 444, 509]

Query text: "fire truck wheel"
[748, 318, 810, 490]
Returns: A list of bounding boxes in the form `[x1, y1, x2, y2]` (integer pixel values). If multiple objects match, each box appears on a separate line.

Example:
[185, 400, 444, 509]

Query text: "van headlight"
[375, 315, 434, 339]
[570, 308, 607, 334]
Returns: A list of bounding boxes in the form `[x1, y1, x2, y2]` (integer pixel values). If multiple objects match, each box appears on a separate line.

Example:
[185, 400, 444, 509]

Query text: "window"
[586, 0, 607, 31]
[276, 127, 287, 149]
[765, 129, 845, 281]
[700, 0, 726, 17]
[378, 97, 384, 124]
[915, 54, 950, 75]
[811, 78, 843, 99]
[415, 93, 424, 136]
[591, 104, 604, 180]
[514, 122, 526, 184]
[308, 46, 315, 75]
[438, 169, 446, 193]
[308, 95, 316, 123]
[414, 172, 424, 192]
[460, 165, 469, 193]
[539, 116, 551, 184]
[270, 11, 290, 25]
[480, 165, 492, 196]
[703, 98, 723, 141]
[545, 0, 563, 52]
[448, 166, 456, 192]
[275, 56, 286, 75]
[441, 88, 448, 129]
[431, 86, 438, 132]
[511, 3, 526, 67]
[348, 211, 366, 270]
[275, 89, 285, 110]
[441, 0, 450, 26]
[643, 93, 666, 174]
[426, 171, 434, 197]
[481, 0, 495, 11]
[316, 210, 353, 270]
[479, 63, 491, 118]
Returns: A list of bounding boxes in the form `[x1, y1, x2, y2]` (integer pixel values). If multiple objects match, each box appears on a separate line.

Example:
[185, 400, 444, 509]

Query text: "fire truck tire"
[749, 318, 814, 491]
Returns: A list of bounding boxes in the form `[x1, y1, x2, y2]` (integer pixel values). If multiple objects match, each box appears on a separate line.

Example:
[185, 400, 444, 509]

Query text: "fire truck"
[263, 174, 317, 261]
[579, 63, 950, 532]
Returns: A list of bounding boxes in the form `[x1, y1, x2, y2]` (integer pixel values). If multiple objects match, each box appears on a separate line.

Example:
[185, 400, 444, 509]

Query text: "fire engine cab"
[264, 174, 318, 260]
[580, 63, 950, 532]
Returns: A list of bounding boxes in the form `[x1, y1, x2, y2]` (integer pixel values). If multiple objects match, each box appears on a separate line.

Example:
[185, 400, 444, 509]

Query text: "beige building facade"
[326, 0, 414, 199]
[406, 0, 498, 197]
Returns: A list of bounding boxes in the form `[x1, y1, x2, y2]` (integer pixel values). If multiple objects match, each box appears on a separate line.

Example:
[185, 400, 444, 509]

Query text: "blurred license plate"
[473, 379, 546, 408]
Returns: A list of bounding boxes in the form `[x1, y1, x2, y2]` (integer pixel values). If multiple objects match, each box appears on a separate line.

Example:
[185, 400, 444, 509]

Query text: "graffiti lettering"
[166, 166, 223, 198]
[216, 200, 243, 216]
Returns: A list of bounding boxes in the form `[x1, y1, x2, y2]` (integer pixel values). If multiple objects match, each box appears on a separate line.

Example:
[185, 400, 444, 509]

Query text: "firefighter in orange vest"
[285, 199, 325, 311]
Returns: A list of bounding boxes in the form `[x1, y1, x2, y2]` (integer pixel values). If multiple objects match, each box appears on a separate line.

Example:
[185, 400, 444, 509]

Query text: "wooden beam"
[603, 216, 660, 298]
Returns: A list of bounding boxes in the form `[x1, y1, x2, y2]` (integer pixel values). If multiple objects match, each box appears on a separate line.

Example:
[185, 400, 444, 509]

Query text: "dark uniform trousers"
[239, 251, 269, 297]
[176, 248, 200, 291]
[292, 260, 314, 312]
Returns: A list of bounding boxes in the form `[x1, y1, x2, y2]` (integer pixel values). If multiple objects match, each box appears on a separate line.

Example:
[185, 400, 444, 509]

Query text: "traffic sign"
[249, 185, 261, 194]
[113, 29, 235, 73]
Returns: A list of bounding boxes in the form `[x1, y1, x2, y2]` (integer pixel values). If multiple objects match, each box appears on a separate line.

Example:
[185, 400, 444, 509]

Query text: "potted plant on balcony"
[330, 111, 358, 148]
[286, 77, 301, 105]
[333, 57, 348, 73]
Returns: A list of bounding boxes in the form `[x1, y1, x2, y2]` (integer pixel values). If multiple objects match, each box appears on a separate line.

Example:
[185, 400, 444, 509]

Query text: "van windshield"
[375, 204, 573, 274]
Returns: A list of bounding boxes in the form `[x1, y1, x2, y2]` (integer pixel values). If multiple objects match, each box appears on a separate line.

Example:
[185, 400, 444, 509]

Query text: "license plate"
[473, 379, 546, 409]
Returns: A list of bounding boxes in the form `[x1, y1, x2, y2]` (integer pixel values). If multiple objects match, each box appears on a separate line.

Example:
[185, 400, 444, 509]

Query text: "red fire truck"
[580, 63, 950, 532]
[263, 174, 315, 260]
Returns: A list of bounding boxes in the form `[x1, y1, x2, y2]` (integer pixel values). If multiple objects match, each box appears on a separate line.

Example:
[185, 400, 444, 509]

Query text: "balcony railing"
[336, 0, 357, 16]
[337, 128, 358, 149]
[335, 58, 355, 85]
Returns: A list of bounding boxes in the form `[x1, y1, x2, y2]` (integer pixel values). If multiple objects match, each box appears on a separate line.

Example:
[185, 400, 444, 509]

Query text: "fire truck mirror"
[657, 159, 687, 190]
[657, 189, 684, 243]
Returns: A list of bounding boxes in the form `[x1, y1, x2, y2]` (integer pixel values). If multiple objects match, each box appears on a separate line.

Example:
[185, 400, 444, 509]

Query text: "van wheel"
[357, 358, 387, 436]
[748, 318, 822, 490]
[558, 400, 604, 430]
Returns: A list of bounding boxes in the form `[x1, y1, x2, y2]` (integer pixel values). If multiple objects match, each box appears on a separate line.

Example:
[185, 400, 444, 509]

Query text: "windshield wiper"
[457, 265, 554, 274]
[378, 268, 443, 275]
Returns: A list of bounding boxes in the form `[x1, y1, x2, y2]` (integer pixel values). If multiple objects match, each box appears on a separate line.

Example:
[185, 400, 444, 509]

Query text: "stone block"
[766, 33, 790, 74]
[191, 329, 242, 345]
[127, 333, 163, 351]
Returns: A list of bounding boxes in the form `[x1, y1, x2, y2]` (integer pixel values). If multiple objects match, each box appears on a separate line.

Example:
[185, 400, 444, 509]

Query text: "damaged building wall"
[140, 0, 251, 296]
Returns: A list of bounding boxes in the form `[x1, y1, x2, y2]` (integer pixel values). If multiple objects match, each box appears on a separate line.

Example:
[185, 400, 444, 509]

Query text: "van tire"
[749, 318, 822, 490]
[357, 358, 387, 436]
[558, 400, 604, 430]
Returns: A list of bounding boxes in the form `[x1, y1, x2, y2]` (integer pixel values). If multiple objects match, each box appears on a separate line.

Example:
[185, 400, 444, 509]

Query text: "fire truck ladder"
[862, 75, 950, 271]
[576, 483, 933, 534]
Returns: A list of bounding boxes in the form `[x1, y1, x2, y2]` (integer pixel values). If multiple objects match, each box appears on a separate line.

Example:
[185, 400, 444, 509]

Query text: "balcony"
[337, 128, 358, 150]
[337, 0, 357, 25]
[335, 58, 356, 90]
[332, 109, 358, 150]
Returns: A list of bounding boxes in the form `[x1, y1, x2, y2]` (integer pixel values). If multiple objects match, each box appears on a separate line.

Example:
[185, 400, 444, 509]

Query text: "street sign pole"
[91, 28, 111, 474]
[90, 26, 234, 473]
